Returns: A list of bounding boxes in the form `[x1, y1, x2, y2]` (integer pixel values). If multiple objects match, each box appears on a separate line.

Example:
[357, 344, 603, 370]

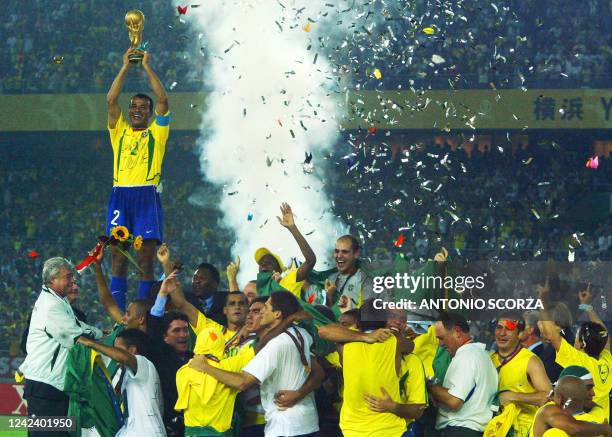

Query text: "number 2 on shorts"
[110, 209, 120, 226]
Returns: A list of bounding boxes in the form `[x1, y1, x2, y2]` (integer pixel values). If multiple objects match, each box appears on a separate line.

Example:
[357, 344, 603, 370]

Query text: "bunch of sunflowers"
[76, 226, 143, 273]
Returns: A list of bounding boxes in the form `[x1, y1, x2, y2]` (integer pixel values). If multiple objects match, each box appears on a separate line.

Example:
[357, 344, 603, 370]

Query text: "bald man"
[530, 376, 611, 437]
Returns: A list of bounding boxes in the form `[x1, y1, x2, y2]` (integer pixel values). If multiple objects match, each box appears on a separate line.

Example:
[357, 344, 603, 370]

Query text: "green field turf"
[0, 417, 26, 436]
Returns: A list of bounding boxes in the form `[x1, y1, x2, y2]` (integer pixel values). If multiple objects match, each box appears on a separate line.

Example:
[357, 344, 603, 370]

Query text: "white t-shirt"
[116, 355, 166, 437]
[436, 342, 499, 432]
[243, 326, 319, 437]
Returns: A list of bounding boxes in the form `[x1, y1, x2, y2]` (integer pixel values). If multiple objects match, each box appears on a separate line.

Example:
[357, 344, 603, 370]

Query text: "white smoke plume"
[177, 1, 351, 282]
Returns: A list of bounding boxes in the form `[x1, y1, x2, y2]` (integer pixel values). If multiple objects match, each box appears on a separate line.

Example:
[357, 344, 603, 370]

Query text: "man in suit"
[184, 262, 228, 325]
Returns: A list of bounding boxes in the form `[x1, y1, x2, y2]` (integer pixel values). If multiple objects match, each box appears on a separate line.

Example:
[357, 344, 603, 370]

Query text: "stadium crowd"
[1, 0, 611, 93]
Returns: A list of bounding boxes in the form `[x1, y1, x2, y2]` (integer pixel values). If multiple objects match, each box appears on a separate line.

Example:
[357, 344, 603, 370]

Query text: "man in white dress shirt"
[190, 291, 322, 437]
[426, 312, 498, 437]
[20, 257, 103, 437]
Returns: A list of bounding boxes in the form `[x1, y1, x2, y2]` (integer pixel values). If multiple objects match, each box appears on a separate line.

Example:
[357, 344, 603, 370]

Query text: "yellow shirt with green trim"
[555, 337, 611, 422]
[108, 111, 170, 186]
[176, 345, 255, 432]
[491, 348, 540, 437]
[340, 336, 407, 437]
[192, 311, 240, 356]
[413, 325, 438, 378]
[399, 353, 428, 427]
[279, 269, 305, 299]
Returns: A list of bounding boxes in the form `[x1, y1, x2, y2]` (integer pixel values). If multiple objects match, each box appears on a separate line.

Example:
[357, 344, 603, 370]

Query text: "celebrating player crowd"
[19, 231, 612, 437]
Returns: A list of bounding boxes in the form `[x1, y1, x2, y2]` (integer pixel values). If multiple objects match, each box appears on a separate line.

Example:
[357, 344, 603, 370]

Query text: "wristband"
[578, 303, 593, 312]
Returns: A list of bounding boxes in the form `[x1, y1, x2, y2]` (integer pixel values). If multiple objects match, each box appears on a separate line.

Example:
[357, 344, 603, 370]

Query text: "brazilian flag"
[101, 324, 124, 379]
[64, 343, 123, 437]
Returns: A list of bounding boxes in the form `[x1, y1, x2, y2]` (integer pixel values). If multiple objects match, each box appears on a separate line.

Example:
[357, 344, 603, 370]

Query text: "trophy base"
[128, 54, 143, 64]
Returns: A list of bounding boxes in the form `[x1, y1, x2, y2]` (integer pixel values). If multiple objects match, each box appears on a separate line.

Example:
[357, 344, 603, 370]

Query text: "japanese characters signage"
[340, 89, 612, 130]
[1, 89, 610, 131]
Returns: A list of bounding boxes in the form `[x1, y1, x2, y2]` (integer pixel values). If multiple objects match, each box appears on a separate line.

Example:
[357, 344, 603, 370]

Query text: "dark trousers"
[280, 433, 320, 437]
[241, 424, 266, 437]
[437, 426, 483, 437]
[24, 379, 70, 437]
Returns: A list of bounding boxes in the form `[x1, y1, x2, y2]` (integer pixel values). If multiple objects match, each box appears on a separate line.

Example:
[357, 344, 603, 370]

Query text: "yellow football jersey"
[491, 348, 540, 437]
[556, 338, 611, 423]
[340, 336, 407, 437]
[108, 111, 170, 186]
[399, 353, 428, 427]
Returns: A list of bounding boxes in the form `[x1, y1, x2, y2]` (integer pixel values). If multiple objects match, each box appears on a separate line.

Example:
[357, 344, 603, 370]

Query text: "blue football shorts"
[105, 185, 163, 242]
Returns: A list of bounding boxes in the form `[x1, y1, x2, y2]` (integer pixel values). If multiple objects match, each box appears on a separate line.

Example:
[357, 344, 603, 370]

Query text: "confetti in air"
[585, 156, 599, 169]
[394, 234, 406, 248]
[177, 0, 350, 281]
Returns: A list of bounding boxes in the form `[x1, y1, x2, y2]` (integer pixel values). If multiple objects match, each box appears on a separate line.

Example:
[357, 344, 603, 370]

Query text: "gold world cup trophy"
[125, 10, 148, 63]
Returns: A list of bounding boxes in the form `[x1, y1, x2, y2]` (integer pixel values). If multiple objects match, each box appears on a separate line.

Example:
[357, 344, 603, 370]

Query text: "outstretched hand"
[277, 202, 295, 228]
[227, 256, 241, 278]
[536, 275, 550, 301]
[122, 48, 137, 68]
[579, 283, 593, 305]
[157, 243, 171, 264]
[160, 270, 181, 296]
[90, 243, 105, 265]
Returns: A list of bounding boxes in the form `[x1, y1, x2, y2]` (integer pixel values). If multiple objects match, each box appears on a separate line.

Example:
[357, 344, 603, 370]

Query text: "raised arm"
[318, 324, 391, 344]
[107, 48, 134, 128]
[277, 203, 316, 282]
[156, 243, 174, 277]
[78, 335, 137, 374]
[226, 257, 240, 292]
[538, 313, 563, 352]
[141, 51, 169, 115]
[163, 271, 200, 327]
[92, 244, 124, 325]
[579, 284, 610, 350]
